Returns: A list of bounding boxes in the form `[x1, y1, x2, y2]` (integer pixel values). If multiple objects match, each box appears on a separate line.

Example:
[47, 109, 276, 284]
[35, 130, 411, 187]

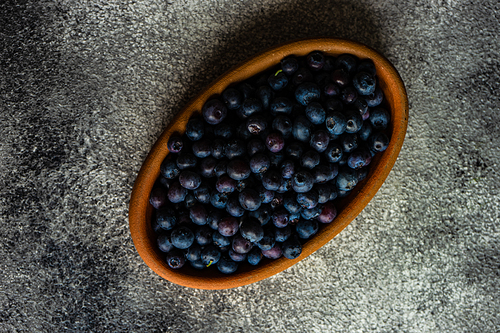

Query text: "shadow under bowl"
[129, 37, 409, 290]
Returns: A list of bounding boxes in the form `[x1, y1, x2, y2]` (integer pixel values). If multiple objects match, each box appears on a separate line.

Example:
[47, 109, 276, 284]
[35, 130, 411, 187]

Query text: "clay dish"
[129, 38, 409, 290]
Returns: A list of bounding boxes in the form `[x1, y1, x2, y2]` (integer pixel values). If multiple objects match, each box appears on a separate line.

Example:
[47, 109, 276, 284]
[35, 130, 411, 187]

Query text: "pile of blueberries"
[149, 51, 391, 274]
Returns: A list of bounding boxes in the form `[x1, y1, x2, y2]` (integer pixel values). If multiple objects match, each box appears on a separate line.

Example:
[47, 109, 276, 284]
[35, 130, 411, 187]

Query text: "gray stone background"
[1, 0, 499, 332]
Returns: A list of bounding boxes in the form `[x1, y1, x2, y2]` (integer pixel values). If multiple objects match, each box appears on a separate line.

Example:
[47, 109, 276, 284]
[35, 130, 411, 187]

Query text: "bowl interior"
[129, 38, 409, 290]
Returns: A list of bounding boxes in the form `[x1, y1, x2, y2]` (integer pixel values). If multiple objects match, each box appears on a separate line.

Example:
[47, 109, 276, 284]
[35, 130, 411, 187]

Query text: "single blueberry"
[157, 232, 174, 252]
[183, 192, 196, 209]
[331, 69, 350, 88]
[296, 219, 319, 239]
[176, 152, 197, 170]
[224, 139, 246, 159]
[202, 99, 228, 125]
[347, 150, 372, 170]
[323, 83, 340, 97]
[171, 226, 195, 249]
[305, 102, 326, 125]
[199, 157, 217, 178]
[238, 97, 263, 119]
[249, 153, 271, 174]
[292, 170, 314, 193]
[222, 87, 243, 110]
[317, 201, 337, 223]
[286, 141, 305, 160]
[270, 96, 293, 115]
[201, 245, 221, 266]
[368, 131, 390, 153]
[324, 142, 343, 163]
[247, 138, 266, 156]
[281, 160, 295, 179]
[369, 107, 391, 130]
[217, 256, 238, 274]
[295, 82, 321, 106]
[255, 85, 274, 110]
[300, 150, 321, 169]
[344, 110, 363, 134]
[192, 138, 211, 158]
[364, 87, 383, 107]
[353, 72, 376, 96]
[297, 190, 319, 209]
[261, 170, 282, 191]
[325, 112, 347, 136]
[216, 174, 237, 193]
[341, 86, 358, 104]
[274, 225, 292, 242]
[336, 167, 359, 191]
[358, 121, 373, 141]
[292, 115, 313, 142]
[167, 135, 184, 153]
[226, 195, 245, 217]
[246, 115, 267, 135]
[261, 244, 282, 259]
[228, 248, 247, 262]
[166, 250, 185, 269]
[249, 204, 273, 225]
[210, 191, 228, 209]
[309, 130, 330, 153]
[156, 207, 177, 231]
[312, 163, 338, 183]
[189, 203, 208, 225]
[340, 133, 359, 153]
[247, 247, 263, 266]
[256, 228, 276, 251]
[167, 182, 188, 203]
[315, 183, 332, 204]
[292, 67, 314, 86]
[232, 234, 254, 254]
[227, 159, 251, 181]
[272, 115, 293, 138]
[281, 57, 300, 76]
[214, 121, 234, 139]
[282, 237, 303, 259]
[265, 132, 285, 153]
[207, 209, 223, 230]
[179, 170, 202, 190]
[212, 231, 231, 248]
[284, 194, 302, 214]
[335, 54, 358, 75]
[272, 208, 289, 228]
[238, 189, 262, 211]
[149, 187, 167, 209]
[268, 70, 289, 91]
[195, 225, 213, 246]
[185, 117, 205, 141]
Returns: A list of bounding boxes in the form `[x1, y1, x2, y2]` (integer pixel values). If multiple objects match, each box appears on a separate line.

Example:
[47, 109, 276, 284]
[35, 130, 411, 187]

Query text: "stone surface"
[0, 0, 499, 331]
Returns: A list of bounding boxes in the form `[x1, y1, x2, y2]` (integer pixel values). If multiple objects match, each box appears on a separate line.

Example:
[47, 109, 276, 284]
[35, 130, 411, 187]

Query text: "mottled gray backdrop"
[1, 0, 499, 332]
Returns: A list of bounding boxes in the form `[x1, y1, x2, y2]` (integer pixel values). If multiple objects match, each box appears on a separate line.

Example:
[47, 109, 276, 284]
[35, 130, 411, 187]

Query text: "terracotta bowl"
[129, 37, 409, 290]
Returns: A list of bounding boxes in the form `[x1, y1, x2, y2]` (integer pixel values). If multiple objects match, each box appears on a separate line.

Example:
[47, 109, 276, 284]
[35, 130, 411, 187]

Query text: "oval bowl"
[129, 37, 409, 290]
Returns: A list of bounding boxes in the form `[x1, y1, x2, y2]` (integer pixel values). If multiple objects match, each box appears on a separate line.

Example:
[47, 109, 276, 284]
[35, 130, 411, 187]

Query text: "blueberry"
[292, 67, 314, 86]
[256, 85, 274, 110]
[185, 244, 202, 262]
[238, 189, 262, 211]
[369, 107, 391, 130]
[281, 160, 295, 179]
[368, 131, 390, 153]
[284, 194, 302, 214]
[364, 87, 383, 107]
[212, 231, 231, 248]
[323, 56, 336, 71]
[246, 115, 267, 135]
[305, 102, 326, 125]
[323, 83, 340, 97]
[312, 164, 338, 183]
[274, 225, 292, 242]
[335, 54, 358, 75]
[210, 191, 228, 209]
[286, 141, 305, 160]
[270, 192, 284, 210]
[341, 86, 358, 104]
[256, 185, 274, 205]
[238, 97, 263, 118]
[331, 69, 350, 88]
[195, 225, 213, 246]
[202, 99, 227, 125]
[166, 250, 185, 269]
[357, 167, 369, 182]
[317, 201, 337, 223]
[270, 96, 293, 115]
[267, 151, 286, 168]
[324, 142, 343, 163]
[292, 115, 313, 142]
[214, 121, 234, 139]
[176, 152, 197, 169]
[198, 157, 217, 178]
[216, 175, 237, 193]
[171, 226, 195, 249]
[344, 110, 363, 134]
[190, 259, 206, 270]
[249, 153, 270, 174]
[306, 51, 325, 71]
[336, 167, 359, 191]
[324, 98, 344, 113]
[240, 220, 264, 243]
[189, 203, 208, 225]
[247, 247, 263, 265]
[277, 177, 292, 193]
[149, 187, 167, 209]
[261, 170, 282, 191]
[222, 87, 243, 110]
[347, 150, 372, 170]
[224, 139, 246, 159]
[261, 244, 282, 259]
[272, 208, 289, 228]
[353, 98, 369, 117]
[217, 256, 238, 274]
[353, 72, 376, 96]
[207, 209, 223, 230]
[253, 229, 274, 251]
[192, 139, 211, 158]
[315, 184, 332, 204]
[297, 190, 319, 209]
[209, 140, 225, 160]
[214, 159, 228, 177]
[295, 82, 321, 106]
[282, 236, 302, 259]
[292, 170, 314, 193]
[155, 207, 177, 230]
[167, 135, 184, 153]
[232, 234, 254, 254]
[226, 159, 250, 181]
[300, 150, 321, 169]
[296, 219, 319, 239]
[325, 112, 347, 136]
[228, 248, 247, 262]
[249, 204, 272, 225]
[281, 57, 299, 75]
[309, 130, 330, 153]
[160, 156, 180, 179]
[265, 132, 285, 153]
[268, 70, 289, 91]
[201, 245, 221, 266]
[358, 121, 373, 141]
[183, 192, 196, 209]
[247, 138, 266, 156]
[168, 182, 188, 203]
[179, 170, 201, 190]
[185, 117, 205, 141]
[341, 133, 359, 153]
[226, 195, 245, 217]
[157, 232, 174, 252]
[272, 115, 293, 138]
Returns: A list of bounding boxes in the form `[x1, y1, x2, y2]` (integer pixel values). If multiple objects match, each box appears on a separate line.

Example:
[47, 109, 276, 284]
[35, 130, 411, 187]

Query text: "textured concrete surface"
[1, 0, 499, 332]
